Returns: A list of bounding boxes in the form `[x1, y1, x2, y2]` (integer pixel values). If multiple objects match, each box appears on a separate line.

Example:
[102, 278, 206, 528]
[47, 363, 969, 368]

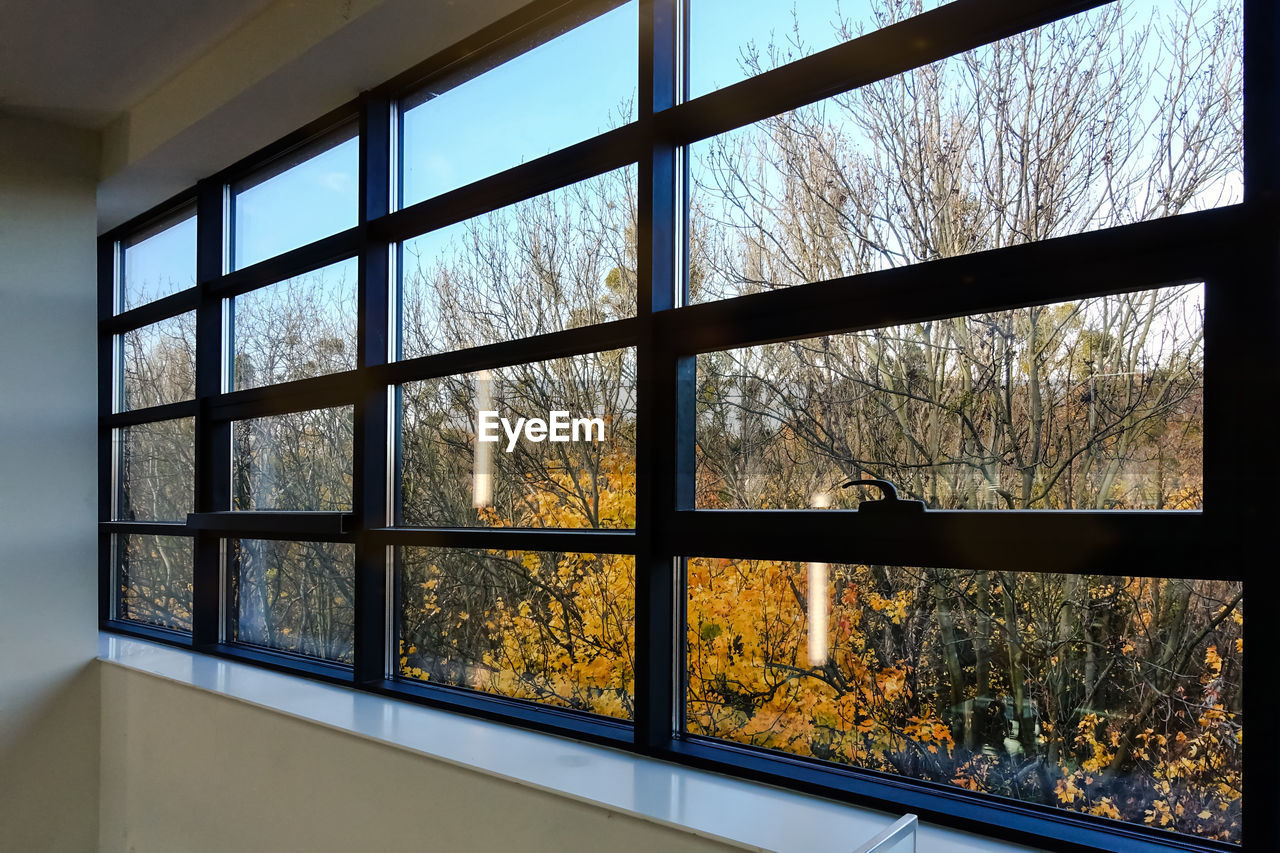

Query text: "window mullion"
[192, 178, 231, 649]
[354, 92, 394, 686]
[98, 236, 118, 624]
[1213, 241, 1280, 851]
[635, 0, 680, 754]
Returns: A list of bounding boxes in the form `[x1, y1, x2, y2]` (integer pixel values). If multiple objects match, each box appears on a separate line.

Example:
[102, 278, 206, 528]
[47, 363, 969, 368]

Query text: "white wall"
[99, 665, 751, 853]
[0, 112, 102, 853]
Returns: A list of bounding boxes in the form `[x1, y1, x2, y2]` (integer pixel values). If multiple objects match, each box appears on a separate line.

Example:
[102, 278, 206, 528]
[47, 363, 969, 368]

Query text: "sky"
[121, 0, 1242, 317]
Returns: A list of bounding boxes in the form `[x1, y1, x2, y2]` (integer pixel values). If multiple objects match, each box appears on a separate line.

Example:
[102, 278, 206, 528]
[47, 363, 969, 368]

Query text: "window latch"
[841, 478, 925, 514]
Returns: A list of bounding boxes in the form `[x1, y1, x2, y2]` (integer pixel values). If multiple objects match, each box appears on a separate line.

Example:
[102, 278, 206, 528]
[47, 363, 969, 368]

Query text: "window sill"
[98, 633, 1035, 853]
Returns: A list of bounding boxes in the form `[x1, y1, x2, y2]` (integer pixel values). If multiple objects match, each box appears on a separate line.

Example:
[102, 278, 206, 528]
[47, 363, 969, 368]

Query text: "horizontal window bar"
[668, 511, 1210, 578]
[209, 642, 355, 679]
[188, 512, 354, 538]
[208, 371, 362, 421]
[667, 737, 1230, 853]
[100, 400, 199, 429]
[655, 0, 1109, 148]
[100, 618, 195, 647]
[373, 125, 641, 244]
[378, 318, 639, 385]
[661, 206, 1246, 355]
[100, 521, 190, 536]
[369, 527, 636, 553]
[209, 229, 361, 297]
[378, 675, 634, 747]
[101, 286, 200, 335]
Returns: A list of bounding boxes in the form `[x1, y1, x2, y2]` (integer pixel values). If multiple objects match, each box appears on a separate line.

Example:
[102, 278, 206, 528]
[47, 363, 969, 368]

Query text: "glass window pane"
[690, 0, 1243, 302]
[116, 534, 193, 632]
[232, 258, 358, 390]
[232, 131, 359, 269]
[120, 211, 197, 312]
[120, 311, 197, 411]
[399, 2, 637, 207]
[232, 538, 354, 663]
[399, 167, 637, 359]
[686, 558, 1242, 844]
[689, 1, 952, 99]
[697, 285, 1204, 510]
[400, 349, 636, 528]
[233, 406, 354, 511]
[116, 418, 194, 522]
[400, 547, 634, 719]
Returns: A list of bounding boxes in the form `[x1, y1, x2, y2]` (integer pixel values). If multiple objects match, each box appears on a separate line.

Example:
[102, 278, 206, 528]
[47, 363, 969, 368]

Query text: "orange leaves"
[406, 453, 1244, 843]
[1089, 798, 1121, 820]
[1204, 645, 1223, 678]
[1055, 775, 1083, 805]
[1145, 799, 1175, 827]
[866, 590, 912, 624]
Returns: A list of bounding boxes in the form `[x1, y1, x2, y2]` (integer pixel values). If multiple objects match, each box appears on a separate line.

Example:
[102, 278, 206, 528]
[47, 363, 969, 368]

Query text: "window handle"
[841, 478, 925, 514]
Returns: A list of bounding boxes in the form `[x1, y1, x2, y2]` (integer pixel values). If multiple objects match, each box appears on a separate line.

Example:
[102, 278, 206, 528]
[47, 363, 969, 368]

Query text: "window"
[100, 1, 1269, 850]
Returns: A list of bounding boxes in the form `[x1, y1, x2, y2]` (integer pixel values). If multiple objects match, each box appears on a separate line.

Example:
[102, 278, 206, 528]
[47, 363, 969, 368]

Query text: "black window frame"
[97, 1, 1280, 850]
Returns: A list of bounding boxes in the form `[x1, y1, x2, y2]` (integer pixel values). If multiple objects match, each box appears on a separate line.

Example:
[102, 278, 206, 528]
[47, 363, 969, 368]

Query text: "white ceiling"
[0, 0, 276, 128]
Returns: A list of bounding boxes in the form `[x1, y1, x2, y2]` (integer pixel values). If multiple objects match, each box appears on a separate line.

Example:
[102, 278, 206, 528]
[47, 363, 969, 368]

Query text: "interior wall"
[98, 665, 751, 853]
[97, 0, 526, 232]
[0, 112, 102, 853]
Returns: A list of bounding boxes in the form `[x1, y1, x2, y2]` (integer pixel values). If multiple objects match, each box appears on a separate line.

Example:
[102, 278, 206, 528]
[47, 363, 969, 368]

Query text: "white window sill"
[99, 633, 1038, 853]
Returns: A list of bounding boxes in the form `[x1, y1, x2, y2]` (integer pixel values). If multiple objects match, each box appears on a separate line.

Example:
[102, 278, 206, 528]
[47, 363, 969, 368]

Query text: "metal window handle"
[841, 478, 925, 514]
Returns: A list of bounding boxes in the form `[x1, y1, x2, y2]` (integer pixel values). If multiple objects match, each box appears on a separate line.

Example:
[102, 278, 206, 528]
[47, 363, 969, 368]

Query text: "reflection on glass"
[232, 538, 354, 663]
[233, 407, 353, 511]
[116, 418, 194, 521]
[232, 132, 359, 269]
[399, 547, 634, 719]
[399, 167, 636, 359]
[120, 311, 197, 411]
[690, 0, 1242, 302]
[117, 534, 193, 632]
[399, 2, 637, 206]
[400, 349, 636, 528]
[697, 286, 1204, 510]
[233, 258, 358, 390]
[686, 558, 1243, 843]
[121, 211, 197, 312]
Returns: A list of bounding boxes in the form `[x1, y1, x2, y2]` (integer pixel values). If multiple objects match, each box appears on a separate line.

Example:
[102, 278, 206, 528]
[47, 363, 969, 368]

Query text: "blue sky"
[121, 0, 1240, 314]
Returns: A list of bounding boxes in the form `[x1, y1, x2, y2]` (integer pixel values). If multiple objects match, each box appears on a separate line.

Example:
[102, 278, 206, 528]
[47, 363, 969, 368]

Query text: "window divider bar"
[368, 527, 637, 554]
[666, 511, 1211, 579]
[381, 675, 635, 747]
[98, 236, 118, 623]
[371, 125, 642, 245]
[1244, 0, 1280, 202]
[655, 0, 1108, 148]
[101, 286, 200, 334]
[100, 400, 199, 429]
[209, 228, 362, 300]
[662, 207, 1248, 355]
[187, 511, 355, 538]
[192, 178, 230, 650]
[634, 0, 679, 755]
[377, 319, 639, 386]
[101, 521, 190, 536]
[355, 91, 393, 686]
[1211, 233, 1280, 850]
[208, 371, 362, 422]
[665, 738, 1222, 853]
[100, 619, 196, 648]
